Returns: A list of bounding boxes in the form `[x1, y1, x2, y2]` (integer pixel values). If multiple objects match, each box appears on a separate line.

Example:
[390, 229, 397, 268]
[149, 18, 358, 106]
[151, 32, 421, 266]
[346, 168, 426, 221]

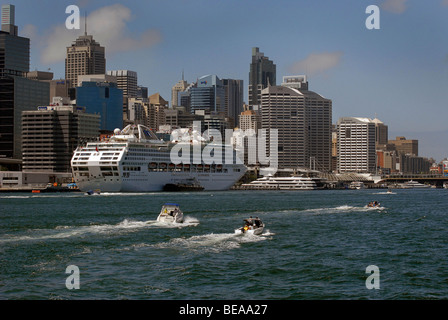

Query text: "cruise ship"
[70, 124, 247, 192]
[241, 174, 323, 190]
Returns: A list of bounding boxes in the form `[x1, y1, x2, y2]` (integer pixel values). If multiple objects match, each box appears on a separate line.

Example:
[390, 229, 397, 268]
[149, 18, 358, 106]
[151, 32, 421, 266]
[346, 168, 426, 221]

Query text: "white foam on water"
[0, 218, 156, 244]
[151, 230, 268, 254]
[302, 205, 386, 215]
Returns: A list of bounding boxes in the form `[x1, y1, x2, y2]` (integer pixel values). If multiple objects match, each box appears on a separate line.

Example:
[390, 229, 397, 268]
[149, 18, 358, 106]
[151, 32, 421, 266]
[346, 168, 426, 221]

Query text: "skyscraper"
[76, 81, 123, 131]
[282, 76, 332, 172]
[0, 5, 49, 159]
[65, 27, 106, 89]
[107, 70, 138, 119]
[171, 75, 189, 108]
[249, 47, 276, 106]
[337, 117, 376, 173]
[1, 4, 17, 35]
[0, 5, 29, 72]
[190, 74, 225, 114]
[261, 85, 308, 169]
[261, 76, 332, 171]
[222, 78, 244, 128]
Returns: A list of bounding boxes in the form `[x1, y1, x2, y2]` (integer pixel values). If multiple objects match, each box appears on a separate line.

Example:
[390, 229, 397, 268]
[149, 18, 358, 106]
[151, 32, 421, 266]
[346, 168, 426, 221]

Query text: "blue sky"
[5, 0, 448, 161]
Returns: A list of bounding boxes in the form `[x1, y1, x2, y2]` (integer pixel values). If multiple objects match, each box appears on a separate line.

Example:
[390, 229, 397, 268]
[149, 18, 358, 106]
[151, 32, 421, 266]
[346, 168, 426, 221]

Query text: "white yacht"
[399, 180, 431, 189]
[71, 124, 246, 192]
[241, 174, 321, 190]
[349, 181, 365, 190]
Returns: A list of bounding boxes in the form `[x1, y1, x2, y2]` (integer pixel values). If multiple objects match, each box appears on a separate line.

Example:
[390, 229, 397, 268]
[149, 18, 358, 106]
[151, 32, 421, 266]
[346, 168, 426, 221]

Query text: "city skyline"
[4, 0, 448, 161]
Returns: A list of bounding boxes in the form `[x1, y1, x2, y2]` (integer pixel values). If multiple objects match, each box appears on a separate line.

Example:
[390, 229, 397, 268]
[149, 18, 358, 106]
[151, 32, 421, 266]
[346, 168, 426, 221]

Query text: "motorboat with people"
[234, 217, 264, 235]
[366, 201, 381, 208]
[85, 189, 101, 195]
[157, 203, 184, 223]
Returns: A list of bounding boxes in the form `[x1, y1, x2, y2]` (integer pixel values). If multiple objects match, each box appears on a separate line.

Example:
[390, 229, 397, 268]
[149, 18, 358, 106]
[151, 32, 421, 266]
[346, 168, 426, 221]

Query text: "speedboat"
[85, 189, 101, 195]
[235, 217, 264, 235]
[157, 203, 184, 223]
[366, 201, 381, 208]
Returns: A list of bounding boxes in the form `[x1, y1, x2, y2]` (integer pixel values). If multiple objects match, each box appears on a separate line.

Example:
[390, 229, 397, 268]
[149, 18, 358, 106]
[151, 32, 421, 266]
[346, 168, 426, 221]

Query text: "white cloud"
[381, 0, 408, 14]
[40, 4, 161, 65]
[289, 52, 343, 77]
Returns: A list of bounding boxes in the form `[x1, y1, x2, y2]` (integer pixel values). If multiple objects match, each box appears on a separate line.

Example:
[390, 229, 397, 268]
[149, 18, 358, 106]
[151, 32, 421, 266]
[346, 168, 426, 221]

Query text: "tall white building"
[337, 117, 376, 173]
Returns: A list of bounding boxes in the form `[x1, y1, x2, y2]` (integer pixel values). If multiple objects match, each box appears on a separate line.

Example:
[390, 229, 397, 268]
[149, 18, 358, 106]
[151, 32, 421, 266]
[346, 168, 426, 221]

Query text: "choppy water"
[1, 189, 447, 300]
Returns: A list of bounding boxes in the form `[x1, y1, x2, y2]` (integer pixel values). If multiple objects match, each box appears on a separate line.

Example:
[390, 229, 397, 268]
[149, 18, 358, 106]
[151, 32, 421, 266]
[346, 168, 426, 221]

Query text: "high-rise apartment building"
[65, 31, 106, 89]
[249, 47, 276, 106]
[337, 117, 376, 173]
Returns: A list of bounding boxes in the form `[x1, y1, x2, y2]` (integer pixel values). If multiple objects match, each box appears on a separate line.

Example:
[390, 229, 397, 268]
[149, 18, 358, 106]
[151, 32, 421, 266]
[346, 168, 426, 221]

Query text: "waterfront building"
[65, 29, 106, 89]
[337, 117, 376, 173]
[249, 47, 276, 106]
[261, 85, 308, 169]
[76, 81, 123, 131]
[261, 76, 332, 171]
[21, 102, 100, 172]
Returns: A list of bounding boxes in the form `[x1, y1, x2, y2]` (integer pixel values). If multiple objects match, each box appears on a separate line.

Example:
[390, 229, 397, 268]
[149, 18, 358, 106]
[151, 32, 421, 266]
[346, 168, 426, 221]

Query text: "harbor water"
[1, 189, 447, 300]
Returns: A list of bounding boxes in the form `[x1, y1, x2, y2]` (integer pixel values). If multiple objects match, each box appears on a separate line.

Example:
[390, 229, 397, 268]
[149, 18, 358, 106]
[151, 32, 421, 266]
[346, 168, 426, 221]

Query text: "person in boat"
[254, 217, 262, 228]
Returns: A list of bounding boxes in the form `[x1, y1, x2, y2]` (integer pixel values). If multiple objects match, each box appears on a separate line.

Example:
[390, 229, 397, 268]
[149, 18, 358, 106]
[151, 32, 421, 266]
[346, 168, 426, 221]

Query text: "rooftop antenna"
[182, 69, 184, 81]
[84, 11, 87, 36]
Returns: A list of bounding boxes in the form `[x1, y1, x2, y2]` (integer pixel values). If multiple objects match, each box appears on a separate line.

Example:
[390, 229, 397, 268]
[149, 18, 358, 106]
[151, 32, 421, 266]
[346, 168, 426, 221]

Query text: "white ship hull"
[75, 171, 244, 192]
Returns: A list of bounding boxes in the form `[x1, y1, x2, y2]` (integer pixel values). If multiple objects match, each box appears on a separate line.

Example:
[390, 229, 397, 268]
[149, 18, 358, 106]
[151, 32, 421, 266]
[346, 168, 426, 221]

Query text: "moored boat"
[399, 180, 431, 189]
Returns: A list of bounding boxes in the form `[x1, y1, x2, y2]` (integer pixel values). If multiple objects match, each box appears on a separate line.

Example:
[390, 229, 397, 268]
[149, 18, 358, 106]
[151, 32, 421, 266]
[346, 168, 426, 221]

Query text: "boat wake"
[303, 205, 386, 214]
[147, 215, 200, 228]
[151, 231, 270, 253]
[0, 217, 200, 244]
